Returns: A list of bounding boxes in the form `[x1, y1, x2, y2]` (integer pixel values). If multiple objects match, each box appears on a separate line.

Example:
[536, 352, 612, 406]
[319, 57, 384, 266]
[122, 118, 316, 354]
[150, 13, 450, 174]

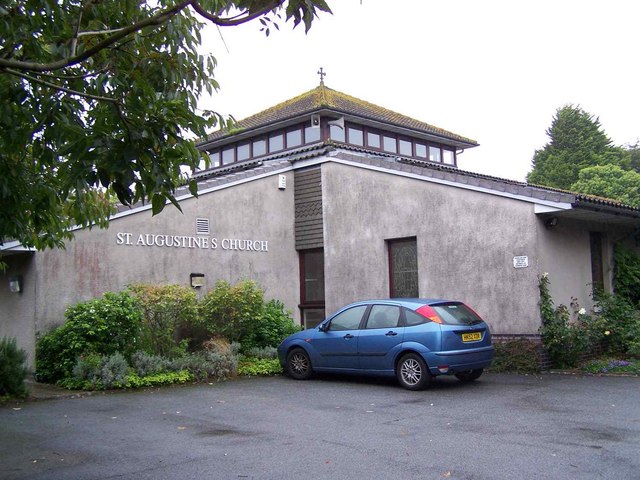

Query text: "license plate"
[462, 332, 482, 342]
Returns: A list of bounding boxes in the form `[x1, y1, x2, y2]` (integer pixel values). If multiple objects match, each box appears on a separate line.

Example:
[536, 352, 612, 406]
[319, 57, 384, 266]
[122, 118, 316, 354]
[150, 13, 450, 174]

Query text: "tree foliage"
[0, 0, 330, 250]
[571, 164, 640, 208]
[527, 105, 628, 190]
[625, 141, 640, 174]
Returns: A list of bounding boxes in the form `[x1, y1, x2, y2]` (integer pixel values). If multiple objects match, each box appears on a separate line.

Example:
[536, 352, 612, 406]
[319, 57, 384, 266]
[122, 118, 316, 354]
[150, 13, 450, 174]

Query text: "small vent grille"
[196, 218, 210, 235]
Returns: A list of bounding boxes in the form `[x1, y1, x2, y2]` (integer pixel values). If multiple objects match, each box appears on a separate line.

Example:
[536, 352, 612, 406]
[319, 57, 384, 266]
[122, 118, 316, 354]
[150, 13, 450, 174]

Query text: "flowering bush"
[538, 275, 587, 368]
[594, 292, 640, 357]
[539, 274, 640, 368]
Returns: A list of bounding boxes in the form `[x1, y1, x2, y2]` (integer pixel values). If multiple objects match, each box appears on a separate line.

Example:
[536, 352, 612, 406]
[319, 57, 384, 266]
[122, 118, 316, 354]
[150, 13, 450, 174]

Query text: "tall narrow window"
[305, 126, 321, 143]
[330, 124, 345, 142]
[367, 132, 381, 148]
[286, 129, 302, 148]
[388, 237, 418, 298]
[209, 151, 221, 168]
[253, 139, 267, 157]
[347, 127, 364, 146]
[222, 147, 235, 164]
[429, 146, 441, 163]
[399, 139, 412, 156]
[443, 149, 455, 165]
[237, 142, 250, 161]
[300, 249, 325, 328]
[590, 232, 604, 293]
[383, 135, 397, 153]
[269, 133, 284, 152]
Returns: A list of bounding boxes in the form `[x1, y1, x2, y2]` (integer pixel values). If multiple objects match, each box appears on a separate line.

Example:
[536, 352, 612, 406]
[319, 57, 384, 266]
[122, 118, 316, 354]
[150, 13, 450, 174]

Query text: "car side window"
[328, 306, 367, 331]
[365, 305, 401, 329]
[404, 308, 427, 326]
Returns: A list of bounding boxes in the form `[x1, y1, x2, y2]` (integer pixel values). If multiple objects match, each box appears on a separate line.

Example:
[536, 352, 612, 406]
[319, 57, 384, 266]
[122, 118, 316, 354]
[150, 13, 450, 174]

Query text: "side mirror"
[318, 322, 329, 332]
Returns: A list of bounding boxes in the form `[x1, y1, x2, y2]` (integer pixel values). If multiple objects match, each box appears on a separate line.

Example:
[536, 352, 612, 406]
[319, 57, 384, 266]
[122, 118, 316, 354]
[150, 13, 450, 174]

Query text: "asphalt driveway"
[1, 373, 639, 480]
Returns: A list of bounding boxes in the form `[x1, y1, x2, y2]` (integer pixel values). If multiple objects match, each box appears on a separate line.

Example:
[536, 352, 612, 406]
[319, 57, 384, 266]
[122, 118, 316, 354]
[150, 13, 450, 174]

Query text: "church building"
[3, 80, 640, 367]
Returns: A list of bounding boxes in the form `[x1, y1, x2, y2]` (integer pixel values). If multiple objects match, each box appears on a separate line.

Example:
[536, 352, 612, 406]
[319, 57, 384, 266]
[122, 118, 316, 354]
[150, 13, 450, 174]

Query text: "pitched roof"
[198, 84, 478, 147]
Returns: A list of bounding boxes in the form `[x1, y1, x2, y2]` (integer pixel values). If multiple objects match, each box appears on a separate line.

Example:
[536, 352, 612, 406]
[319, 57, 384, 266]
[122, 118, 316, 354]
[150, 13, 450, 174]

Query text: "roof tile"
[199, 84, 477, 146]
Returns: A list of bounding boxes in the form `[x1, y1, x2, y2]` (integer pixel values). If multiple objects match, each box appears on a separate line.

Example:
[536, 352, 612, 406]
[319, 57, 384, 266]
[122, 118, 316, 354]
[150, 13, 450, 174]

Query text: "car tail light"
[416, 305, 443, 324]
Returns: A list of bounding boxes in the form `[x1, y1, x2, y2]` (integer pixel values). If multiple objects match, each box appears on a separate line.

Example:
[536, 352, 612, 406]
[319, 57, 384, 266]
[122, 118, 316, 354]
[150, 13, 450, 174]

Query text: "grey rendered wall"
[537, 219, 637, 313]
[0, 253, 37, 366]
[321, 162, 542, 334]
[536, 220, 595, 313]
[23, 171, 298, 365]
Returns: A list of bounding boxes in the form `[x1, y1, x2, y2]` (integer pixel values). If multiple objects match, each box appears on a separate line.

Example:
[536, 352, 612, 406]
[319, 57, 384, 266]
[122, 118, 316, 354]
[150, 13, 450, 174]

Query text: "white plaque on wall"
[513, 256, 529, 268]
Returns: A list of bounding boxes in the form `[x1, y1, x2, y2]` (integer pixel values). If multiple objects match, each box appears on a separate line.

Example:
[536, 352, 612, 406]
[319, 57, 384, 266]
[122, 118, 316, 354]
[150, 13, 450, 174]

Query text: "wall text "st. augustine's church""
[115, 232, 268, 252]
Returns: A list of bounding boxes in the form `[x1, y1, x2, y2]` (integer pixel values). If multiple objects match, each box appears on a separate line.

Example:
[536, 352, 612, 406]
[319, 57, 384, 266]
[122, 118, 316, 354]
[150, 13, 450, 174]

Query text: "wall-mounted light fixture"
[278, 174, 287, 190]
[190, 273, 205, 289]
[544, 217, 558, 229]
[8, 275, 23, 293]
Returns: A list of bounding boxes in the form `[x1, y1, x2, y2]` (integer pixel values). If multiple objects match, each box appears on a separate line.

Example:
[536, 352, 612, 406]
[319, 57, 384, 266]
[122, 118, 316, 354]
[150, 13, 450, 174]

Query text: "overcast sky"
[198, 0, 640, 182]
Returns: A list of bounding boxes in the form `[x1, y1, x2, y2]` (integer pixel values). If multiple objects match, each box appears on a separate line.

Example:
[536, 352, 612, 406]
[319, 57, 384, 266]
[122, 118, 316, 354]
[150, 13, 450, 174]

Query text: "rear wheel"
[396, 353, 431, 390]
[455, 369, 484, 382]
[286, 348, 313, 380]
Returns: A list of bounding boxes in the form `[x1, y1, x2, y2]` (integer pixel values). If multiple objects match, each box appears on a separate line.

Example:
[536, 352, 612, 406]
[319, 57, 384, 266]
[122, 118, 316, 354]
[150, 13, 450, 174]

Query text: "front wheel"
[396, 353, 432, 390]
[454, 369, 483, 382]
[286, 348, 313, 380]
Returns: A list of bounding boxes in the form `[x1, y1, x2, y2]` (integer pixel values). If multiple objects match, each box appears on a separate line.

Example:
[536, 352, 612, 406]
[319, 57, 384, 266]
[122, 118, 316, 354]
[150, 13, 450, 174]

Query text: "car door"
[311, 305, 367, 370]
[357, 304, 404, 372]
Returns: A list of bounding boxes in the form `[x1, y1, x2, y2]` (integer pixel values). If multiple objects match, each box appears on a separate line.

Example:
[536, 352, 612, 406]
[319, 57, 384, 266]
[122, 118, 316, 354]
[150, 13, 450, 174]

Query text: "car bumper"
[423, 345, 494, 375]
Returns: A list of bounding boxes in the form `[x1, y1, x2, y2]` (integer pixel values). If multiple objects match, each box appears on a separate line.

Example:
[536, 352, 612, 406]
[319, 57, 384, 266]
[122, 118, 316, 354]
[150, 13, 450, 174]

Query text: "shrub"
[128, 283, 201, 357]
[130, 351, 171, 377]
[71, 353, 104, 388]
[243, 346, 278, 360]
[202, 336, 234, 356]
[243, 300, 300, 351]
[68, 352, 129, 389]
[201, 280, 260, 342]
[595, 292, 640, 357]
[0, 337, 29, 397]
[238, 357, 282, 376]
[100, 352, 130, 389]
[491, 339, 541, 373]
[538, 275, 591, 368]
[538, 273, 640, 367]
[169, 351, 237, 381]
[125, 370, 194, 388]
[200, 280, 265, 343]
[36, 291, 142, 383]
[613, 244, 640, 306]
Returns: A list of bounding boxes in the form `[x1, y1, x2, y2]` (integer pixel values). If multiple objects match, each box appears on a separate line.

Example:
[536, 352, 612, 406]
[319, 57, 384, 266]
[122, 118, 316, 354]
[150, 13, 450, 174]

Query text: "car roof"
[345, 298, 461, 310]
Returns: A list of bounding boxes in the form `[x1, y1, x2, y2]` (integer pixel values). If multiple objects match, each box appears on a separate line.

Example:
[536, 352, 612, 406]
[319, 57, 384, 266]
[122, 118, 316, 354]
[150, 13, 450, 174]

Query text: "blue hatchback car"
[278, 299, 494, 390]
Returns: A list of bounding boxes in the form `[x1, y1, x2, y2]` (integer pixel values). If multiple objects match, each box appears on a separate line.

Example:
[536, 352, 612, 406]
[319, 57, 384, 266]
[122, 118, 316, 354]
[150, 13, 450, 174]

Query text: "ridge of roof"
[198, 84, 477, 146]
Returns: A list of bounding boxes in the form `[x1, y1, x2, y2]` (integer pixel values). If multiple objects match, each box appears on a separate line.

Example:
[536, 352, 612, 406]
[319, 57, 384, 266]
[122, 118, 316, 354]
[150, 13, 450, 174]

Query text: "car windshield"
[432, 303, 484, 326]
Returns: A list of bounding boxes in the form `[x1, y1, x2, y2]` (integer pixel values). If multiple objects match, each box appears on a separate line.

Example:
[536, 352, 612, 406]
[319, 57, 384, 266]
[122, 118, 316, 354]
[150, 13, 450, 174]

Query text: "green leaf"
[151, 194, 167, 215]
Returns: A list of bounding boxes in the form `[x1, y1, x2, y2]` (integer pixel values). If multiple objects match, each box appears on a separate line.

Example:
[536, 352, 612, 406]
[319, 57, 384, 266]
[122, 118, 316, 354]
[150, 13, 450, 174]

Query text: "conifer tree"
[527, 105, 627, 190]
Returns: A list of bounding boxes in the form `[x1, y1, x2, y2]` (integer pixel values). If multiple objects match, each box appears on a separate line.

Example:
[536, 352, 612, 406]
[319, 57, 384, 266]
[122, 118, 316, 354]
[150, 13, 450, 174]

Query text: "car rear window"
[431, 303, 484, 326]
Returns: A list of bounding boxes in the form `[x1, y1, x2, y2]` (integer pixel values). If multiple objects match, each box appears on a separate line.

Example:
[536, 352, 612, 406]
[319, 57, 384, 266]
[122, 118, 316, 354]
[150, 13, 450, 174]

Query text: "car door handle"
[344, 334, 354, 339]
[385, 331, 398, 336]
